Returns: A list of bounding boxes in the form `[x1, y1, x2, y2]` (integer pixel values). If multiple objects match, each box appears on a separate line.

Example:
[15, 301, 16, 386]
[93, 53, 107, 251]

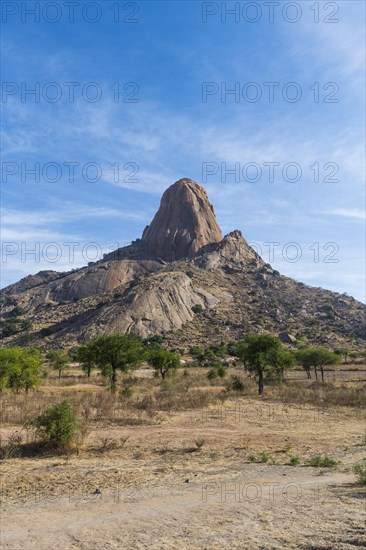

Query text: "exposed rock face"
[195, 230, 263, 271]
[77, 272, 220, 341]
[142, 178, 222, 261]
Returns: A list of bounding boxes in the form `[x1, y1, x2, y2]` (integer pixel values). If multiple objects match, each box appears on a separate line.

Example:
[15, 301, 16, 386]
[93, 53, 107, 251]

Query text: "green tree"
[236, 334, 294, 394]
[143, 335, 164, 349]
[0, 347, 43, 393]
[334, 347, 351, 364]
[227, 341, 238, 356]
[47, 350, 70, 379]
[68, 346, 80, 361]
[297, 348, 341, 382]
[87, 334, 144, 391]
[349, 351, 359, 363]
[76, 345, 95, 378]
[147, 348, 180, 380]
[189, 345, 206, 363]
[296, 349, 313, 379]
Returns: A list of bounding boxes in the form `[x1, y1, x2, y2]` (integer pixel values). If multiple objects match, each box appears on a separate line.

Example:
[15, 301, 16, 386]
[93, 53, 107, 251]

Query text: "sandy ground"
[1, 394, 365, 549]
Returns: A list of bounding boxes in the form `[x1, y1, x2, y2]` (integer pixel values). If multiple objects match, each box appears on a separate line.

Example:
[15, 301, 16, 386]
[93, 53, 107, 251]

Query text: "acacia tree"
[297, 348, 341, 382]
[47, 350, 70, 379]
[236, 334, 294, 395]
[334, 347, 351, 364]
[87, 334, 144, 391]
[0, 347, 43, 393]
[147, 348, 180, 380]
[77, 345, 95, 378]
[296, 349, 313, 379]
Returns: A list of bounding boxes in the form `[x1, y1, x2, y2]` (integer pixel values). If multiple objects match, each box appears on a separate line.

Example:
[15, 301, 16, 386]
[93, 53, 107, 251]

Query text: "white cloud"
[325, 208, 365, 220]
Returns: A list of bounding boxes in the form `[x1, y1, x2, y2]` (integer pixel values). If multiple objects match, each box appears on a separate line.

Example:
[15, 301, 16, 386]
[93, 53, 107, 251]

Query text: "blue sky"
[1, 1, 365, 301]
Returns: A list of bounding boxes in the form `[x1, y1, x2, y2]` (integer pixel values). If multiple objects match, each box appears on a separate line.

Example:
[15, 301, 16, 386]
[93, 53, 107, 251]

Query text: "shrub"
[20, 320, 32, 331]
[216, 364, 227, 378]
[353, 459, 366, 485]
[186, 271, 194, 278]
[189, 345, 206, 362]
[207, 368, 217, 380]
[192, 304, 203, 314]
[258, 451, 270, 463]
[0, 432, 23, 459]
[231, 375, 245, 391]
[10, 306, 27, 316]
[289, 455, 301, 466]
[1, 319, 20, 337]
[32, 400, 79, 450]
[120, 387, 133, 398]
[306, 455, 338, 468]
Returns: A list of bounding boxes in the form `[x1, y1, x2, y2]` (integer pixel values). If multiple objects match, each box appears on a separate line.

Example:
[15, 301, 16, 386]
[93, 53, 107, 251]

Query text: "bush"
[231, 375, 245, 391]
[191, 304, 203, 314]
[33, 400, 79, 450]
[258, 451, 270, 463]
[1, 319, 20, 337]
[20, 320, 32, 331]
[216, 364, 227, 378]
[186, 271, 194, 278]
[207, 368, 217, 380]
[10, 306, 27, 316]
[120, 387, 133, 398]
[306, 455, 338, 468]
[353, 459, 366, 485]
[289, 455, 301, 466]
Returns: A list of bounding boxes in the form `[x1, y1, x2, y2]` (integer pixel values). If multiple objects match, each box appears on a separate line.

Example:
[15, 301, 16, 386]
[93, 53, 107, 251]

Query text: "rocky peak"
[142, 178, 222, 261]
[195, 230, 264, 271]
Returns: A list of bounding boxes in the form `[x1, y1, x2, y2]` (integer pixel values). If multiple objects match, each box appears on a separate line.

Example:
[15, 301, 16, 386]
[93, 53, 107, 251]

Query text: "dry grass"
[265, 380, 366, 409]
[1, 366, 365, 431]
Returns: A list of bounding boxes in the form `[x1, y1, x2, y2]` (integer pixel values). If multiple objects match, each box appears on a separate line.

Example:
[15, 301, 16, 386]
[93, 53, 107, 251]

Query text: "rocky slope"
[1, 179, 365, 350]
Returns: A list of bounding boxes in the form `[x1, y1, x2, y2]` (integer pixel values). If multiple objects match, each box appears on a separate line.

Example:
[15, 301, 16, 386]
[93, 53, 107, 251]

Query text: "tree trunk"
[320, 367, 324, 382]
[58, 369, 61, 379]
[111, 368, 117, 392]
[314, 367, 318, 381]
[258, 370, 264, 395]
[161, 369, 165, 380]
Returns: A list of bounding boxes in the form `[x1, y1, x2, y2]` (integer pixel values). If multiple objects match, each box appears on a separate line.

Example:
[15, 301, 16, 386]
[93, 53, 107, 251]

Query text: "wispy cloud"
[325, 208, 365, 220]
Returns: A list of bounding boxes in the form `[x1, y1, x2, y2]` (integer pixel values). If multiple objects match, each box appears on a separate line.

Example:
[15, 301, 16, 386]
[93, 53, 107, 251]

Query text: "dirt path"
[1, 468, 364, 550]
